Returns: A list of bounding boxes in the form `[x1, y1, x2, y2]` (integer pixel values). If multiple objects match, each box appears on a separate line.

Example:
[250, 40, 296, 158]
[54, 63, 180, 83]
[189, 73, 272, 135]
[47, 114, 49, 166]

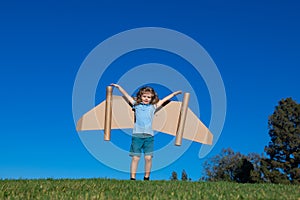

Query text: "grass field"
[1, 178, 299, 200]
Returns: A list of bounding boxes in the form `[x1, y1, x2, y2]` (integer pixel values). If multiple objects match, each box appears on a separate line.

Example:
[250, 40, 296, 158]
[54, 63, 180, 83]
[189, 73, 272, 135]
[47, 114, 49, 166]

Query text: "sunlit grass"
[0, 179, 299, 199]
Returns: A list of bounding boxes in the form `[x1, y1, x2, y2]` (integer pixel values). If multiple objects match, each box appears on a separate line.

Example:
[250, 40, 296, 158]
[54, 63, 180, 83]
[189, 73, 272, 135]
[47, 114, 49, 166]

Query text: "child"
[111, 84, 181, 180]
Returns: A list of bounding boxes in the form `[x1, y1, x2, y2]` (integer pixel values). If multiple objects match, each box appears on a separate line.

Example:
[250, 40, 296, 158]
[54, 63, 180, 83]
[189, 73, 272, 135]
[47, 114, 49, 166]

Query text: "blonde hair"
[135, 86, 159, 105]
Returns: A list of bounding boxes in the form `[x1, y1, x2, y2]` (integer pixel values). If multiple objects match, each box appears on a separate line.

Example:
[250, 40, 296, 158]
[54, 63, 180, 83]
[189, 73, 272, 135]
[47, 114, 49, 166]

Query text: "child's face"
[141, 92, 153, 104]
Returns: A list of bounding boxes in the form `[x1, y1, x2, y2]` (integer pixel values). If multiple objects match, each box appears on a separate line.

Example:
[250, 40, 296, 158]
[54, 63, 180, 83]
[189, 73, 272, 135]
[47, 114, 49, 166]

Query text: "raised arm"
[156, 90, 182, 108]
[110, 84, 135, 105]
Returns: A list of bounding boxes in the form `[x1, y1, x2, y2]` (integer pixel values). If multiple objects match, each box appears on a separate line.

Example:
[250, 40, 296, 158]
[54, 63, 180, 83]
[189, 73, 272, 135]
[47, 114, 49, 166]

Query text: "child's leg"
[144, 155, 152, 178]
[130, 156, 140, 179]
[143, 135, 154, 179]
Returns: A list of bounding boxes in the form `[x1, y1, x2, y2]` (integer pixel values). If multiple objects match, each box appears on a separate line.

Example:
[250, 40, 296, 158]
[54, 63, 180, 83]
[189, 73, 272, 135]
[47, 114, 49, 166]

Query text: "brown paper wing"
[153, 102, 213, 145]
[76, 96, 134, 131]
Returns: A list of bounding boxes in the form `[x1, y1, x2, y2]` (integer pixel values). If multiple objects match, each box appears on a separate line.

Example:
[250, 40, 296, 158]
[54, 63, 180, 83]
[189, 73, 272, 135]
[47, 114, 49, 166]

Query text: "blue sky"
[1, 0, 300, 180]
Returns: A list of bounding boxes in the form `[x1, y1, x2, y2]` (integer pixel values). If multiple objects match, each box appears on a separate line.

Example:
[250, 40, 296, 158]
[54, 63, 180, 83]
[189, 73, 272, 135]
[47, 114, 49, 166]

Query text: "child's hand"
[110, 83, 120, 88]
[174, 90, 182, 96]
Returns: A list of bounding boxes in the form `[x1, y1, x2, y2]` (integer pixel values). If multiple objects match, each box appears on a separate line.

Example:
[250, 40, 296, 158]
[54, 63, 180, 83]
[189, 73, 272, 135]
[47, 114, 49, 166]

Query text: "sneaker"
[144, 176, 150, 181]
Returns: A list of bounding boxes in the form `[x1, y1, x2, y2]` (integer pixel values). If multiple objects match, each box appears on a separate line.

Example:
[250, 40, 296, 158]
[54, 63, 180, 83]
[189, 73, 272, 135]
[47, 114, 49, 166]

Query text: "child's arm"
[156, 90, 182, 108]
[110, 84, 135, 105]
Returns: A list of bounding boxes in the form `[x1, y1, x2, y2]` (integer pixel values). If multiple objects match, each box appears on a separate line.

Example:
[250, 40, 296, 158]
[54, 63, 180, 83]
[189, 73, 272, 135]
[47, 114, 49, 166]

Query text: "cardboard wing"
[76, 95, 134, 131]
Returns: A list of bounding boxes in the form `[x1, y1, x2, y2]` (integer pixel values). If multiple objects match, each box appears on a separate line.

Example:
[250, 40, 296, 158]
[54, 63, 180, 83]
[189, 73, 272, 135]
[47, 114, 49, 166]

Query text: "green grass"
[0, 178, 299, 200]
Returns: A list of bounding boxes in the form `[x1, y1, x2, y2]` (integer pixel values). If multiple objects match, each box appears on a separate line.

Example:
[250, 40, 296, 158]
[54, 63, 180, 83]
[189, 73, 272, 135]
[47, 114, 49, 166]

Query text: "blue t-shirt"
[132, 102, 156, 136]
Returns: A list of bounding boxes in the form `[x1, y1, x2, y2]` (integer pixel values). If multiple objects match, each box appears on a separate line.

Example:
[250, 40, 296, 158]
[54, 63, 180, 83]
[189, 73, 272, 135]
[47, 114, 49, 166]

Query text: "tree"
[203, 148, 237, 182]
[181, 170, 188, 181]
[234, 158, 254, 183]
[247, 152, 265, 183]
[170, 171, 178, 181]
[262, 98, 300, 184]
[202, 148, 262, 183]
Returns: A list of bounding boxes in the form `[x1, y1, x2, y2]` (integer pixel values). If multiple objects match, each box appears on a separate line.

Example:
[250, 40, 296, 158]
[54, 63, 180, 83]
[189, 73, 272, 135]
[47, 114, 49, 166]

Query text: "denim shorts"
[129, 134, 154, 157]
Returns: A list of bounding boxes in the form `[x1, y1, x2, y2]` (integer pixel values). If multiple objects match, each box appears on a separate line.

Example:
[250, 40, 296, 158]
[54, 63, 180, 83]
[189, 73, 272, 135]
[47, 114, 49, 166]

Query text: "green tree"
[247, 152, 265, 183]
[262, 98, 300, 184]
[203, 148, 237, 182]
[181, 170, 188, 181]
[170, 171, 178, 181]
[235, 158, 254, 183]
[202, 148, 262, 183]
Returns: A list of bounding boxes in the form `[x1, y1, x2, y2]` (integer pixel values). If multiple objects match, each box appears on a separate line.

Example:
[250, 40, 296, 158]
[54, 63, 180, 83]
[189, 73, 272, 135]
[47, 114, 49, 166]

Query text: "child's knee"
[132, 156, 140, 162]
[144, 155, 152, 162]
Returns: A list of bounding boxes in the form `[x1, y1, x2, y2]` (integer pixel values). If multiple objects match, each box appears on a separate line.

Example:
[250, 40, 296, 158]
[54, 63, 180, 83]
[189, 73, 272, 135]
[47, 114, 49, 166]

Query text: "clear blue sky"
[1, 0, 300, 180]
